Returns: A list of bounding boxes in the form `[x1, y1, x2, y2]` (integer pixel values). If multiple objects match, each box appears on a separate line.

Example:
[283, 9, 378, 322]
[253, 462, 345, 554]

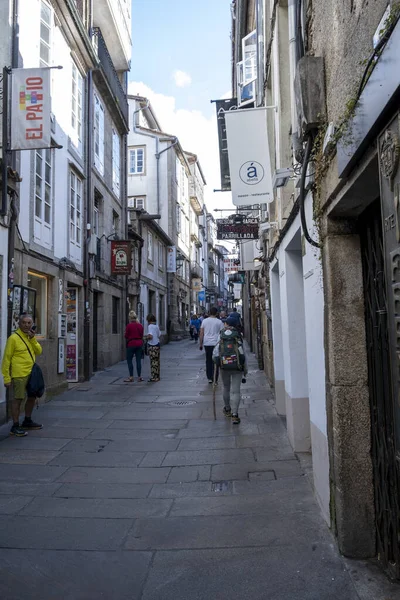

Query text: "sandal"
[137, 377, 143, 382]
[124, 378, 134, 383]
[148, 378, 160, 382]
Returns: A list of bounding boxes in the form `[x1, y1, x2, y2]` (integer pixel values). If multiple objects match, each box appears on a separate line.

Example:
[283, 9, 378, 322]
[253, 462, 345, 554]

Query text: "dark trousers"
[126, 346, 142, 378]
[204, 345, 218, 382]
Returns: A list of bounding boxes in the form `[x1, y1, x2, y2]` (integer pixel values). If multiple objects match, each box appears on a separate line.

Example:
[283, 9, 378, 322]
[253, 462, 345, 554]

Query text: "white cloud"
[173, 70, 192, 88]
[128, 81, 234, 215]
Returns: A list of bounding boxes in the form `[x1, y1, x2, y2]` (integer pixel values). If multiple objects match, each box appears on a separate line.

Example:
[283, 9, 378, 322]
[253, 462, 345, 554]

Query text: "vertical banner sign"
[111, 241, 131, 274]
[10, 68, 51, 150]
[66, 288, 78, 382]
[166, 246, 177, 273]
[225, 107, 273, 206]
[215, 98, 237, 191]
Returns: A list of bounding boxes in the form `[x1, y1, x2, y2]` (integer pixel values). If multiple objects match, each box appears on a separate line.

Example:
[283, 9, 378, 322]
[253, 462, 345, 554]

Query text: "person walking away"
[199, 306, 224, 383]
[2, 314, 43, 436]
[213, 316, 247, 424]
[124, 311, 144, 382]
[145, 314, 161, 382]
[190, 314, 201, 343]
[228, 307, 242, 329]
[189, 315, 194, 340]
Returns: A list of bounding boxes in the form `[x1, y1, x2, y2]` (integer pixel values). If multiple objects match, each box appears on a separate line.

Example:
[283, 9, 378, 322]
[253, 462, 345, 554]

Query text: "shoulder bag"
[15, 333, 45, 398]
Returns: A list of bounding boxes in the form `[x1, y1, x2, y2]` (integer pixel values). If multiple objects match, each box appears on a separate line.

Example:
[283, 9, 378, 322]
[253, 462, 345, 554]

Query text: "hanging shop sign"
[166, 246, 177, 273]
[215, 98, 238, 191]
[192, 278, 202, 292]
[217, 218, 259, 240]
[225, 107, 273, 206]
[111, 240, 131, 274]
[198, 290, 205, 302]
[224, 258, 239, 273]
[10, 68, 51, 150]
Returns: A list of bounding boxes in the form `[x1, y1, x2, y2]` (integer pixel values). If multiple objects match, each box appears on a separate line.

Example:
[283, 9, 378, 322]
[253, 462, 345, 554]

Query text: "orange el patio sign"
[11, 68, 51, 150]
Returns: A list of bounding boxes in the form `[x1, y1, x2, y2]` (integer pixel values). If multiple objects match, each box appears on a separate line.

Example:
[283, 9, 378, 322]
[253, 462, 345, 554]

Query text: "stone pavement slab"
[140, 546, 360, 600]
[20, 496, 172, 518]
[54, 482, 152, 498]
[0, 338, 392, 600]
[0, 549, 151, 600]
[0, 516, 133, 550]
[57, 466, 171, 484]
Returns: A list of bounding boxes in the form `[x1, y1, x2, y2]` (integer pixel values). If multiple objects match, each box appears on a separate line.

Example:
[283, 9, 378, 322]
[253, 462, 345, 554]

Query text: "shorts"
[13, 375, 30, 400]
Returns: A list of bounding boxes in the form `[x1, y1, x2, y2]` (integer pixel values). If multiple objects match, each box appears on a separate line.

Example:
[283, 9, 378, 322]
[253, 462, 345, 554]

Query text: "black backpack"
[218, 329, 245, 371]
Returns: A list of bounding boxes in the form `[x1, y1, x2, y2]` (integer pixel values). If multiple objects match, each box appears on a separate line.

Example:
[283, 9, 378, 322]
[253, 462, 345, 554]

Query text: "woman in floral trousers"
[145, 314, 161, 382]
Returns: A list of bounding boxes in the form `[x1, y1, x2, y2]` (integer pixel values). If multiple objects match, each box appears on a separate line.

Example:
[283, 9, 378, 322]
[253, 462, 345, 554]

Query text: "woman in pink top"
[124, 311, 144, 382]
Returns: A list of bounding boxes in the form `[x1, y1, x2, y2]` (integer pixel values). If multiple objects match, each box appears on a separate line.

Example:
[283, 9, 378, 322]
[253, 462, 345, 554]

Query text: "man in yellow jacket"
[2, 314, 43, 437]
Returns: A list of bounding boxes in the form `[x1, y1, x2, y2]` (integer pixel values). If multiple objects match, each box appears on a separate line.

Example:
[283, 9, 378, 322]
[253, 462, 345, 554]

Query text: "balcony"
[208, 255, 217, 271]
[92, 28, 129, 131]
[93, 0, 131, 70]
[207, 284, 217, 296]
[191, 261, 203, 279]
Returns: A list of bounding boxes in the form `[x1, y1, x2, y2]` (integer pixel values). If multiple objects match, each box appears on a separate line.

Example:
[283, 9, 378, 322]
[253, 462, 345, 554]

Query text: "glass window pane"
[41, 2, 51, 24]
[36, 154, 42, 175]
[40, 22, 50, 44]
[44, 203, 50, 224]
[40, 42, 50, 65]
[45, 163, 51, 184]
[35, 196, 42, 218]
[36, 175, 42, 198]
[45, 183, 50, 204]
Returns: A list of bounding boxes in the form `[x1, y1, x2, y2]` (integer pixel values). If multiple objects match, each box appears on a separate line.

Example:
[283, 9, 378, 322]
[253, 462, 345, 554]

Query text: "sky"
[129, 0, 235, 214]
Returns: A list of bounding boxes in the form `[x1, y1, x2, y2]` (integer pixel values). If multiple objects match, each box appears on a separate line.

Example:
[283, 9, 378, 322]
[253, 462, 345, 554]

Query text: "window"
[34, 148, 52, 246]
[71, 63, 83, 152]
[70, 171, 82, 247]
[112, 128, 120, 194]
[237, 60, 255, 106]
[94, 94, 104, 175]
[148, 290, 155, 315]
[128, 196, 145, 210]
[112, 296, 120, 334]
[176, 205, 181, 234]
[27, 272, 48, 337]
[242, 30, 257, 85]
[129, 148, 145, 174]
[93, 193, 101, 237]
[40, 1, 52, 67]
[159, 294, 165, 328]
[112, 210, 120, 235]
[147, 230, 153, 262]
[158, 241, 164, 269]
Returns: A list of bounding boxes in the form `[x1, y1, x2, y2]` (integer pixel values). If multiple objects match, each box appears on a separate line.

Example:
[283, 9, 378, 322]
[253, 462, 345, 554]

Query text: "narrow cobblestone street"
[0, 340, 395, 599]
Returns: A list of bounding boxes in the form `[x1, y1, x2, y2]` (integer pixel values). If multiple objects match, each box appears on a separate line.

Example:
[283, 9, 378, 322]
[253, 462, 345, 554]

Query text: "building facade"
[0, 0, 131, 417]
[230, 0, 400, 578]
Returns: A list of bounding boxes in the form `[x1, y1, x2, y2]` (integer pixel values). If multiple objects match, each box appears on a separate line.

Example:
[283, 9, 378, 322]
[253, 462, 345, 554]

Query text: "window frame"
[129, 147, 145, 175]
[112, 128, 121, 194]
[40, 0, 52, 68]
[128, 196, 146, 210]
[34, 147, 52, 228]
[71, 62, 83, 152]
[147, 230, 154, 262]
[70, 170, 83, 248]
[158, 241, 164, 270]
[112, 296, 120, 334]
[242, 30, 257, 86]
[94, 94, 105, 175]
[27, 271, 48, 338]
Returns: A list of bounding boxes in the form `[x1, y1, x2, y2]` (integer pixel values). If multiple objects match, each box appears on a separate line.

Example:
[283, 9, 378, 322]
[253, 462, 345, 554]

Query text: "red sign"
[111, 241, 132, 274]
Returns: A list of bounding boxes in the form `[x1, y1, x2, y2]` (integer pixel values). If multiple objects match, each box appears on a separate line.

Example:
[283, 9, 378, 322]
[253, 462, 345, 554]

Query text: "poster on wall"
[166, 246, 177, 273]
[66, 288, 78, 382]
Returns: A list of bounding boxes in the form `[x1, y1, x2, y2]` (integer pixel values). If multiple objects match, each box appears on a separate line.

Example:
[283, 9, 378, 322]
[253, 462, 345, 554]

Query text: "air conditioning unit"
[294, 56, 326, 139]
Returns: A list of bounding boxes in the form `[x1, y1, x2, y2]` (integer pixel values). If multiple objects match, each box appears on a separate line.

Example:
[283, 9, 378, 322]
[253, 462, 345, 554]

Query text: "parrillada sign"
[217, 218, 259, 240]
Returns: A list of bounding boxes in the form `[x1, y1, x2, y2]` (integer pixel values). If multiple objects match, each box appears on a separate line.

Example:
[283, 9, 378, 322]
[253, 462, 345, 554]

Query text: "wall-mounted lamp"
[176, 252, 185, 270]
[272, 167, 293, 189]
